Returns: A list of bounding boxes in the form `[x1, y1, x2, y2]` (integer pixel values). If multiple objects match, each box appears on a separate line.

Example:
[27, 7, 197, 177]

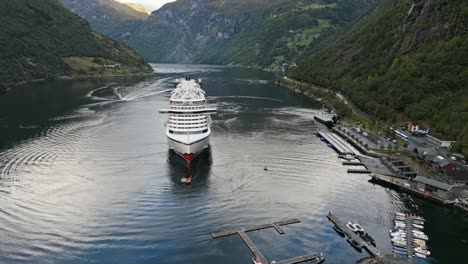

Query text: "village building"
[414, 176, 453, 199]
[426, 133, 455, 148]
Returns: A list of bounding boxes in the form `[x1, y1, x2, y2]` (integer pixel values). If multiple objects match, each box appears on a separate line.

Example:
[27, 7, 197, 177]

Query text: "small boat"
[412, 233, 428, 240]
[346, 222, 358, 232]
[392, 249, 407, 256]
[411, 215, 426, 222]
[412, 220, 425, 225]
[391, 238, 407, 244]
[412, 224, 424, 230]
[413, 253, 427, 259]
[353, 223, 364, 234]
[395, 216, 406, 221]
[252, 257, 267, 264]
[264, 165, 268, 171]
[361, 233, 376, 246]
[414, 247, 431, 256]
[312, 253, 325, 264]
[413, 238, 426, 245]
[395, 212, 406, 217]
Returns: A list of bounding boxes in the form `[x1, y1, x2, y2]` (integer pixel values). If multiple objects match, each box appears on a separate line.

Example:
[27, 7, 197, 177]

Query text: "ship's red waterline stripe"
[183, 153, 193, 161]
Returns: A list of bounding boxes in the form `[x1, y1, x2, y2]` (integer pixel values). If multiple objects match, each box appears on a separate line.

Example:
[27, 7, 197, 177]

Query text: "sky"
[117, 0, 176, 11]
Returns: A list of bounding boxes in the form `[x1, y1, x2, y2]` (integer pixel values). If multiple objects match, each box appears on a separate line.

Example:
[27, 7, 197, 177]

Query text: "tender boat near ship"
[159, 77, 216, 163]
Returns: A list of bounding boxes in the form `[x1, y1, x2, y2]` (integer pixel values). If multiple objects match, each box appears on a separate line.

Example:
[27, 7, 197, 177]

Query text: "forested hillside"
[59, 0, 150, 40]
[291, 0, 467, 155]
[60, 0, 377, 68]
[0, 0, 152, 85]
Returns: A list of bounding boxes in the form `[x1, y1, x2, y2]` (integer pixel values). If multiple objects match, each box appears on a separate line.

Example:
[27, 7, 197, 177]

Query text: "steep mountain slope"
[125, 0, 377, 66]
[291, 0, 467, 154]
[125, 3, 151, 15]
[0, 0, 152, 85]
[59, 0, 150, 40]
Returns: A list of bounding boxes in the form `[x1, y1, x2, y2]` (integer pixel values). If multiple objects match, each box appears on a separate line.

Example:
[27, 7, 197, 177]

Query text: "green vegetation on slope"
[59, 0, 150, 41]
[125, 0, 377, 66]
[0, 0, 152, 85]
[291, 0, 468, 156]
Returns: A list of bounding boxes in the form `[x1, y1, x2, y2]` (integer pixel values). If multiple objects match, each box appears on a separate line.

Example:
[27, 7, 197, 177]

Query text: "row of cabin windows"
[170, 106, 205, 110]
[169, 129, 208, 135]
[170, 101, 205, 106]
[169, 125, 207, 130]
[169, 121, 207, 126]
[169, 114, 206, 118]
[169, 118, 207, 122]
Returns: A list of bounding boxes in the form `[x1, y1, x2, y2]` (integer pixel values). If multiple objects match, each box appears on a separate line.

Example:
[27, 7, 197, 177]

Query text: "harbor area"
[315, 123, 468, 213]
[212, 219, 324, 264]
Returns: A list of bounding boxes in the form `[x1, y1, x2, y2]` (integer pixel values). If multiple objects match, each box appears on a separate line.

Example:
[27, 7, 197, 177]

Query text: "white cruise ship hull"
[167, 131, 210, 161]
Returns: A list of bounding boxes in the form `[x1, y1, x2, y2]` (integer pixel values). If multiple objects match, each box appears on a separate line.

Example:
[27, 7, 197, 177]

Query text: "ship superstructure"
[159, 78, 216, 163]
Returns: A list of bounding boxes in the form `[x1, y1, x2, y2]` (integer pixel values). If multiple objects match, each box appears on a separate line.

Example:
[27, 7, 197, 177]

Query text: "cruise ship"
[159, 78, 216, 163]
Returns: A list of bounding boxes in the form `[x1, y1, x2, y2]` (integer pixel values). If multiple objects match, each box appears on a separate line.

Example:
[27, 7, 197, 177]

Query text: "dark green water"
[0, 64, 466, 263]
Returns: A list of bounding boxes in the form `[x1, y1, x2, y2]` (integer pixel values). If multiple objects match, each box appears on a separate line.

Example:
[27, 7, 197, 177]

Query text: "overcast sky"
[117, 0, 176, 11]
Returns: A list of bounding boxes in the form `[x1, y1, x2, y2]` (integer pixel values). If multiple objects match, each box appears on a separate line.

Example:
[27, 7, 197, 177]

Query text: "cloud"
[117, 0, 176, 11]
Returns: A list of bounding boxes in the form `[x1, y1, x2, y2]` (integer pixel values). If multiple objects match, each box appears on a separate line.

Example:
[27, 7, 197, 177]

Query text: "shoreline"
[3, 70, 155, 89]
[282, 76, 468, 215]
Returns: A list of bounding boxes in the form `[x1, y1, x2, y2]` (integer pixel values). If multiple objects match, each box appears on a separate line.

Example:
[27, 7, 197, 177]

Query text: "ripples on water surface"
[0, 64, 466, 263]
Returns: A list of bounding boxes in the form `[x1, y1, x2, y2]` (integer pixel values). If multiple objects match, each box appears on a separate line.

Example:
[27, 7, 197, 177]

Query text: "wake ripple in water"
[0, 65, 440, 264]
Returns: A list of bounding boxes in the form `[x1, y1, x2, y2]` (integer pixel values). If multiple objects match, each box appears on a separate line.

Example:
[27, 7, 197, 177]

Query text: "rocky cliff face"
[125, 0, 378, 66]
[127, 0, 251, 63]
[59, 0, 149, 40]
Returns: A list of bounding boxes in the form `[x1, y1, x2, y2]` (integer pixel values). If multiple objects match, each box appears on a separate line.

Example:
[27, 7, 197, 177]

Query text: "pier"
[405, 216, 413, 258]
[347, 169, 371, 174]
[212, 219, 323, 264]
[317, 131, 356, 155]
[327, 212, 381, 257]
[342, 161, 366, 166]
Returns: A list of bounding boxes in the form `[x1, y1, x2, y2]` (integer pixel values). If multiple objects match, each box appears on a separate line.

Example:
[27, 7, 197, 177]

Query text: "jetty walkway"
[327, 212, 381, 257]
[212, 219, 323, 264]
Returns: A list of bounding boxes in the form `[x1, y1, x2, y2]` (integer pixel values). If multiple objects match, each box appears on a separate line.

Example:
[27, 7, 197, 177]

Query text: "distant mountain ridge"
[125, 3, 151, 15]
[0, 0, 152, 85]
[291, 0, 468, 155]
[59, 0, 378, 67]
[59, 0, 150, 40]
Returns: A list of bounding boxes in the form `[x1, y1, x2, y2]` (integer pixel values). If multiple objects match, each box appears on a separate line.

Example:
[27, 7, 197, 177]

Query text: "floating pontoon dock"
[327, 212, 381, 256]
[405, 216, 413, 258]
[212, 219, 323, 264]
[316, 131, 356, 155]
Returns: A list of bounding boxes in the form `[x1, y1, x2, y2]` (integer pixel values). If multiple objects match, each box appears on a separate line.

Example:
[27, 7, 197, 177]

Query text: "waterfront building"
[414, 176, 453, 199]
[426, 133, 455, 148]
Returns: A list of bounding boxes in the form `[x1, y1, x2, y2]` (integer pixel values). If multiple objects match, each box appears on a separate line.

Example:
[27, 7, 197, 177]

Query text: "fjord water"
[0, 65, 465, 263]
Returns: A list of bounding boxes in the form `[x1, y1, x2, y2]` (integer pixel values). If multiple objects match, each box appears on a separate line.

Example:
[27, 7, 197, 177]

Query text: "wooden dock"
[347, 169, 371, 174]
[212, 219, 324, 264]
[317, 131, 355, 155]
[342, 161, 365, 166]
[405, 216, 413, 258]
[327, 212, 381, 256]
[212, 219, 300, 238]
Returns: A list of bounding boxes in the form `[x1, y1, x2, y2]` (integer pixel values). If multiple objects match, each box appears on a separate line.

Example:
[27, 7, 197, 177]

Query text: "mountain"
[291, 0, 467, 155]
[125, 3, 151, 15]
[0, 0, 152, 85]
[59, 0, 150, 40]
[81, 0, 376, 67]
[57, 0, 378, 67]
